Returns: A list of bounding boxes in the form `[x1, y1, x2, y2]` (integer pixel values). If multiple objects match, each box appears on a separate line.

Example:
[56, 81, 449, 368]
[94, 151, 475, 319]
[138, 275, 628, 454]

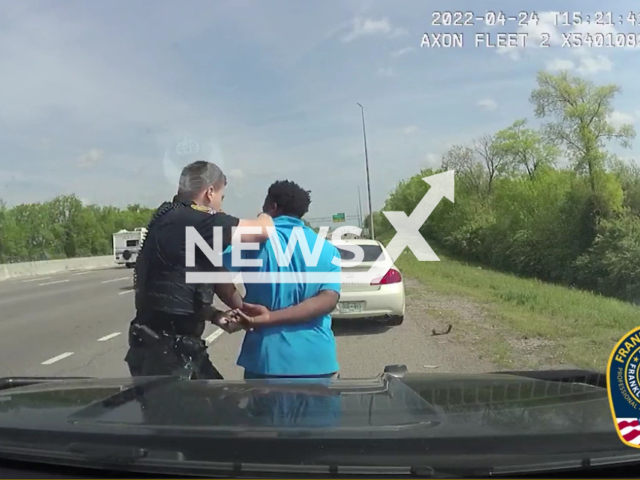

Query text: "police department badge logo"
[608, 326, 640, 447]
[162, 132, 226, 187]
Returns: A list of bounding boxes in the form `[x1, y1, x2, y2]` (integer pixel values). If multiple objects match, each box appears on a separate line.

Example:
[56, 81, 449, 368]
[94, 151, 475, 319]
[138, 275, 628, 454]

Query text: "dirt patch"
[403, 277, 496, 371]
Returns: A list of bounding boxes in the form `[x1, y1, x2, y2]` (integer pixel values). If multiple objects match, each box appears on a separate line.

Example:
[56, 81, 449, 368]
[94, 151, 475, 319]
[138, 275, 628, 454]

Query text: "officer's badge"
[608, 326, 640, 448]
[191, 204, 215, 214]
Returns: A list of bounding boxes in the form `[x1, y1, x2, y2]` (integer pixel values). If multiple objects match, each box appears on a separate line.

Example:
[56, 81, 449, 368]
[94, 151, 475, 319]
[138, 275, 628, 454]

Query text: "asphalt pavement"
[0, 267, 491, 380]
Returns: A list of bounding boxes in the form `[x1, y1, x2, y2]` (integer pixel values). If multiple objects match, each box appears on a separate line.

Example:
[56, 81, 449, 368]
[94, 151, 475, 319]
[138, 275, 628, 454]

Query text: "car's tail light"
[371, 268, 402, 285]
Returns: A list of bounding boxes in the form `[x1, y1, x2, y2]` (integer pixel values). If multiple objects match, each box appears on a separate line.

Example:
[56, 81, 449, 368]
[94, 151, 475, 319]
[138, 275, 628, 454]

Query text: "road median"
[0, 256, 117, 281]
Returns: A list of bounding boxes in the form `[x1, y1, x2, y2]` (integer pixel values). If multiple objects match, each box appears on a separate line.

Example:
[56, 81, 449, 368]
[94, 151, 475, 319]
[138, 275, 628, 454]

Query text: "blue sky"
[1, 0, 639, 219]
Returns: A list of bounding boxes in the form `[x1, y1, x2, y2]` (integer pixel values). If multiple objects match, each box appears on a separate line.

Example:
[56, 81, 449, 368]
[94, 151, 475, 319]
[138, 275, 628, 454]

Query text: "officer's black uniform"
[124, 197, 239, 380]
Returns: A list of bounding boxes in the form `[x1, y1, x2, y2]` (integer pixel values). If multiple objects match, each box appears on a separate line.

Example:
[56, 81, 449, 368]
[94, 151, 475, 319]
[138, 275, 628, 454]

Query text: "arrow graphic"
[382, 170, 455, 262]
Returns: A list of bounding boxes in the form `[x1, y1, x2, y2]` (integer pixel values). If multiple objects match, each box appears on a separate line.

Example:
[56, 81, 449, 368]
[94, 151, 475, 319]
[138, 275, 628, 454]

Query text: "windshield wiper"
[493, 370, 606, 389]
[67, 443, 151, 465]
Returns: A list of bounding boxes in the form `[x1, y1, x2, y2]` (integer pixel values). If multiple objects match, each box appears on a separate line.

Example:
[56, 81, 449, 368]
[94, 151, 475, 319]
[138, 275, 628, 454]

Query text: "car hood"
[0, 370, 615, 434]
[0, 369, 632, 476]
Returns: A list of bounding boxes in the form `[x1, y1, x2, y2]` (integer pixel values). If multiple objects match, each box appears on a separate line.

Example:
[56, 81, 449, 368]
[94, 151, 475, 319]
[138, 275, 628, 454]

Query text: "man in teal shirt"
[223, 180, 341, 379]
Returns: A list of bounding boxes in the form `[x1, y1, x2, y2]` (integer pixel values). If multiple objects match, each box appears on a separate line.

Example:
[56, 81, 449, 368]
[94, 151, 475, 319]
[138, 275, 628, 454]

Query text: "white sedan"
[331, 238, 405, 327]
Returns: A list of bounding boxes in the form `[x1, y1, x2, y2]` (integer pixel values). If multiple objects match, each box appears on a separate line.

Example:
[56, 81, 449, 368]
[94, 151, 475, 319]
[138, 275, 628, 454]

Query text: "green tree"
[574, 214, 640, 301]
[370, 70, 638, 302]
[493, 119, 559, 179]
[530, 71, 635, 191]
[0, 195, 155, 263]
[609, 156, 640, 215]
[441, 145, 488, 196]
[473, 134, 508, 194]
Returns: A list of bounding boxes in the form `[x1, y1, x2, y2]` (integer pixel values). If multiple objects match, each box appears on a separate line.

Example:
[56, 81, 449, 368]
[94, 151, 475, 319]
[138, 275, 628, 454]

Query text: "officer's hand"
[213, 310, 242, 333]
[218, 317, 244, 334]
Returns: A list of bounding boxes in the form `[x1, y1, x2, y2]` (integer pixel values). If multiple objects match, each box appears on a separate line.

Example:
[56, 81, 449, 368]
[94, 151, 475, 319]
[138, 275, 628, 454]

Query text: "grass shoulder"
[393, 248, 638, 372]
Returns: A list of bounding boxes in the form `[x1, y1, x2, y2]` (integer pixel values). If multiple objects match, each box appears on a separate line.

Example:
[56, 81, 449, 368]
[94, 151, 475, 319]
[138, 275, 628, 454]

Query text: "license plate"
[340, 301, 364, 313]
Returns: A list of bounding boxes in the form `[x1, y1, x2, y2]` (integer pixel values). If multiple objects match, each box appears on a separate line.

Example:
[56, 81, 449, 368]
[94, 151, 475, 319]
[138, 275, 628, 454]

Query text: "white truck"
[112, 228, 147, 268]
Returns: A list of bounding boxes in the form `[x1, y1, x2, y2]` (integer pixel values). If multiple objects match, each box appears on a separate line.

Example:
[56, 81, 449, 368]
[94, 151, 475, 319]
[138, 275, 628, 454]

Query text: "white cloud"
[477, 98, 498, 111]
[496, 10, 560, 60]
[342, 17, 407, 43]
[391, 28, 409, 38]
[425, 153, 439, 166]
[77, 149, 104, 168]
[391, 47, 415, 57]
[573, 49, 613, 75]
[521, 11, 561, 44]
[496, 47, 521, 61]
[571, 21, 618, 36]
[546, 51, 613, 75]
[227, 168, 244, 178]
[402, 125, 419, 135]
[376, 66, 396, 77]
[546, 58, 576, 72]
[576, 54, 613, 74]
[495, 11, 621, 69]
[609, 111, 636, 128]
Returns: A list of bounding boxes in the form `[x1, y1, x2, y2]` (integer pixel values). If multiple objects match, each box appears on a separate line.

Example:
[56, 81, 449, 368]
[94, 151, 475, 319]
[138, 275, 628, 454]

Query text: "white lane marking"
[118, 289, 134, 295]
[22, 276, 52, 283]
[72, 271, 91, 276]
[97, 332, 121, 342]
[101, 277, 129, 284]
[41, 352, 74, 365]
[205, 328, 224, 345]
[38, 279, 70, 286]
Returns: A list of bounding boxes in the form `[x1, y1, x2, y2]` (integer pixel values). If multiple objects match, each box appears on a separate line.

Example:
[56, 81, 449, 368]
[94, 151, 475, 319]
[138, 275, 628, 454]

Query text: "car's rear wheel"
[386, 315, 404, 327]
[125, 262, 135, 269]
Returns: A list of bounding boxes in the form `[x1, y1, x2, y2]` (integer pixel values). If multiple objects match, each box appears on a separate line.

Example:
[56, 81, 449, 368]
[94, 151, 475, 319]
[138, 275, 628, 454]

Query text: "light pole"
[356, 102, 375, 240]
[357, 186, 364, 230]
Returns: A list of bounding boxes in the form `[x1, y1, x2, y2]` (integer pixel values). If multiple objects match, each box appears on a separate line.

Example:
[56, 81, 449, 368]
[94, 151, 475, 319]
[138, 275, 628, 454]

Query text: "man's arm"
[239, 289, 339, 327]
[196, 212, 273, 252]
[215, 272, 244, 310]
[236, 246, 342, 328]
[193, 212, 253, 314]
[236, 213, 274, 243]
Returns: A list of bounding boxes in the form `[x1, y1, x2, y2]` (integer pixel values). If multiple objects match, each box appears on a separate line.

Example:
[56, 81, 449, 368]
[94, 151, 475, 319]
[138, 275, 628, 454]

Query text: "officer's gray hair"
[177, 161, 227, 198]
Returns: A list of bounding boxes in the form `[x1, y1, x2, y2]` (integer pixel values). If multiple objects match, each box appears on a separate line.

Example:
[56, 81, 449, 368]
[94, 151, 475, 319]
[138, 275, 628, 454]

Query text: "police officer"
[125, 160, 273, 379]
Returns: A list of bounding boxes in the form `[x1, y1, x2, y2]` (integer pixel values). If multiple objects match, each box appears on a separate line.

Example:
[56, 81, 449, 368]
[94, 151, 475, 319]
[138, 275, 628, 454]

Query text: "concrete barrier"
[0, 256, 118, 281]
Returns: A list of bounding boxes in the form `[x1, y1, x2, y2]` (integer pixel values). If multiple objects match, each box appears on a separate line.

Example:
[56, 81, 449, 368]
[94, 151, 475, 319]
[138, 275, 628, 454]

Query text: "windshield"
[337, 245, 385, 262]
[1, 0, 639, 476]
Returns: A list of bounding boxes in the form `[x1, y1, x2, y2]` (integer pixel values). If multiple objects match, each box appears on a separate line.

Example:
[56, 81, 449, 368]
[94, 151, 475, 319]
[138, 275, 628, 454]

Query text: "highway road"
[0, 267, 492, 380]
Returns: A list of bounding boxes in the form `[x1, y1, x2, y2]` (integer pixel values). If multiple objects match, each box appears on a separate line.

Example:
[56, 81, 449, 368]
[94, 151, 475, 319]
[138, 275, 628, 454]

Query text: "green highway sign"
[332, 212, 346, 222]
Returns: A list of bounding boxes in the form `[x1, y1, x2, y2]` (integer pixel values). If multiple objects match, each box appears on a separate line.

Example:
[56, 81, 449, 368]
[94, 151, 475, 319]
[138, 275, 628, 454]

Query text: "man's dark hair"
[267, 180, 311, 218]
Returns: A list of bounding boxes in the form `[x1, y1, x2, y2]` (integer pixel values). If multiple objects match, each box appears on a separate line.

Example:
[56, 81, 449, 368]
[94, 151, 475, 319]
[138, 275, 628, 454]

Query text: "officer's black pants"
[124, 321, 223, 380]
